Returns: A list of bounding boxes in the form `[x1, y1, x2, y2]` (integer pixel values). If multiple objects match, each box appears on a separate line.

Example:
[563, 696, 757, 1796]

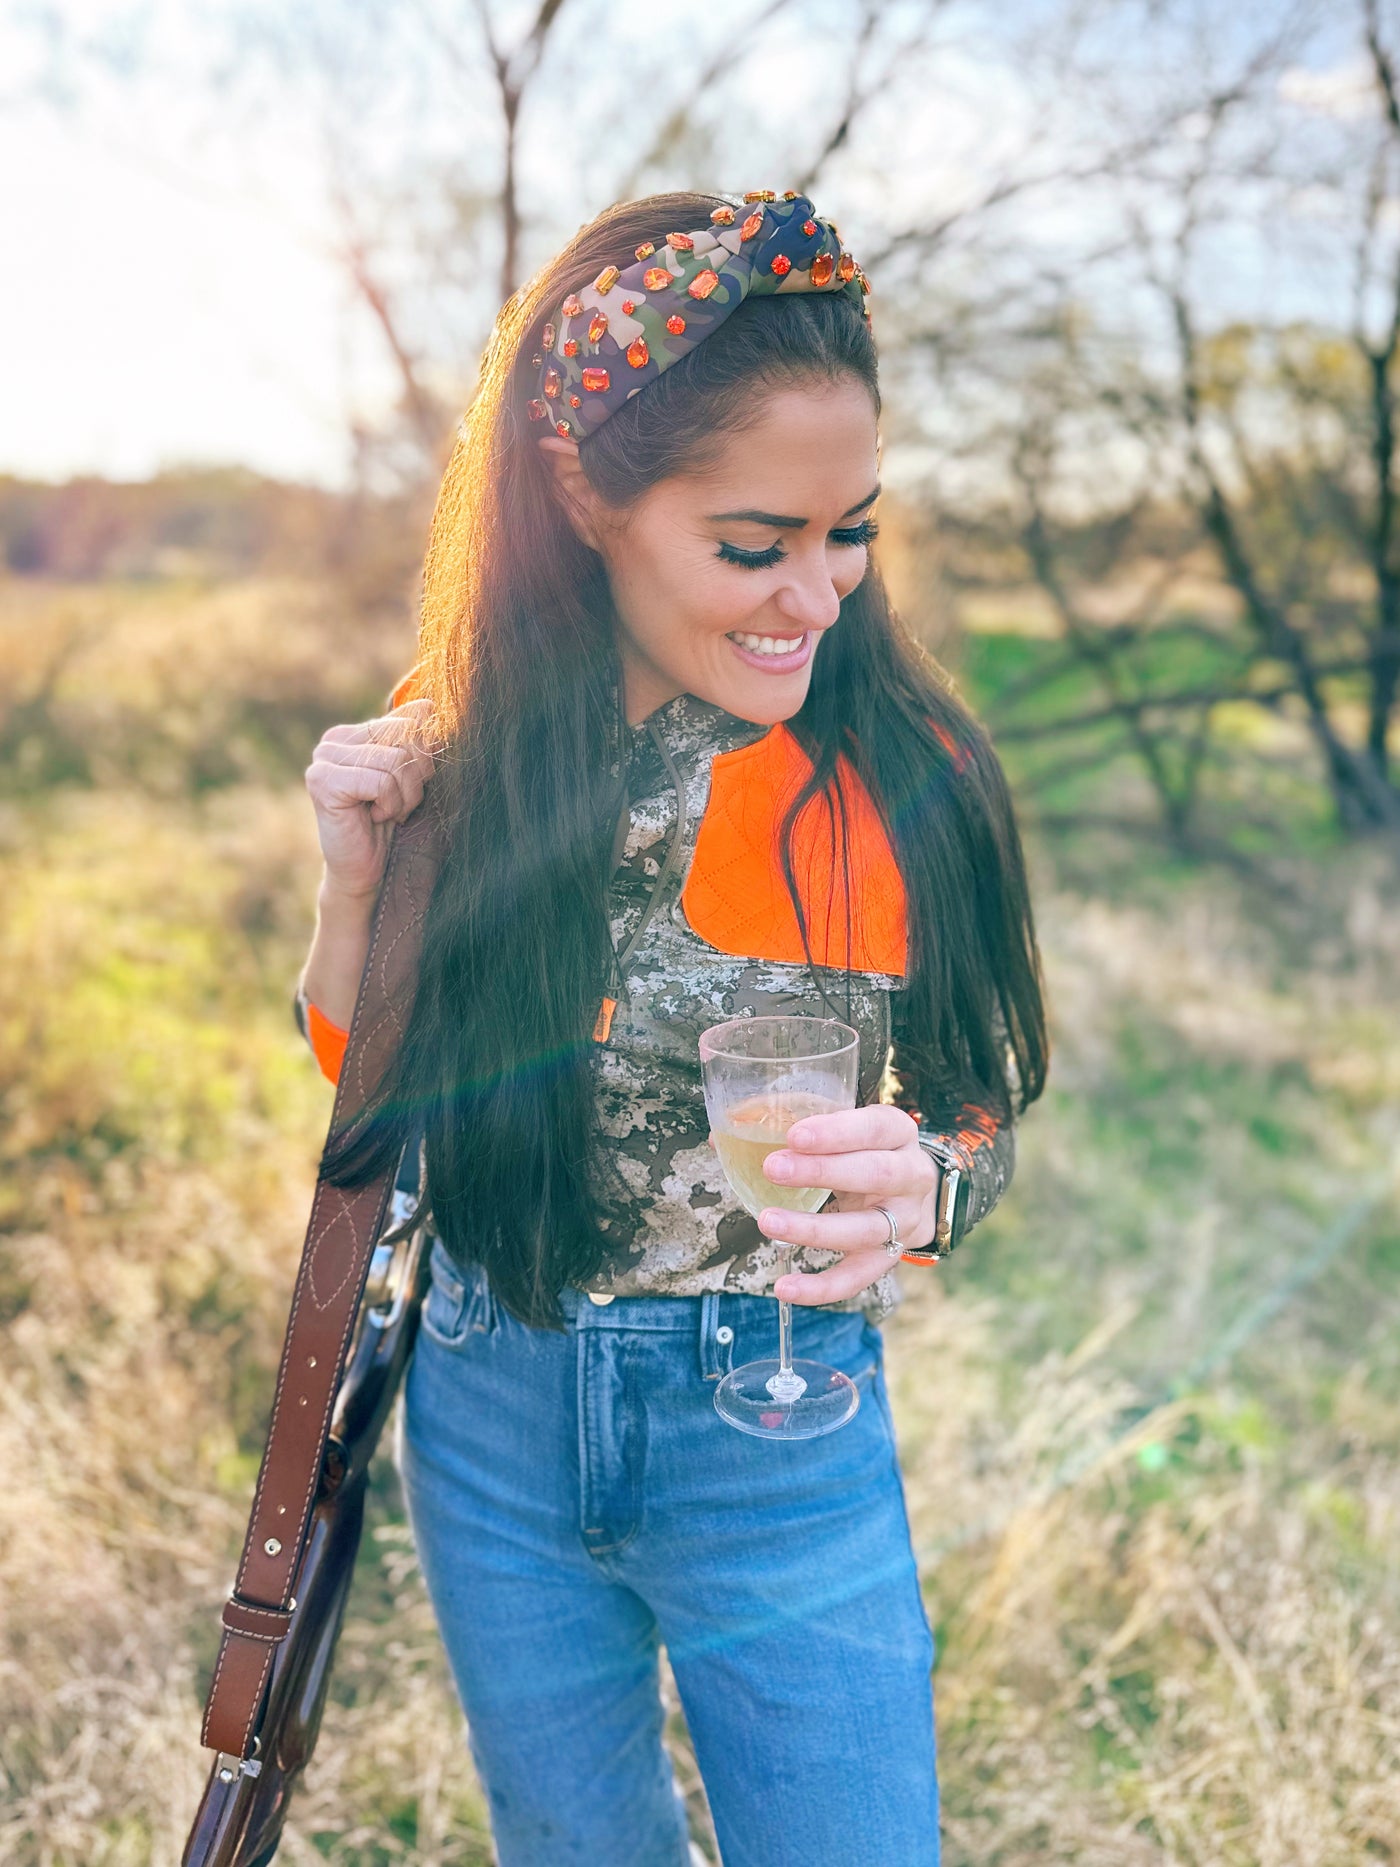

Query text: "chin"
[719, 678, 812, 726]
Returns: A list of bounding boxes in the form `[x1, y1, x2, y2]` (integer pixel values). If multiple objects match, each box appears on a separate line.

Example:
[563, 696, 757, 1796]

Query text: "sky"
[0, 0, 1374, 492]
[2, 9, 394, 487]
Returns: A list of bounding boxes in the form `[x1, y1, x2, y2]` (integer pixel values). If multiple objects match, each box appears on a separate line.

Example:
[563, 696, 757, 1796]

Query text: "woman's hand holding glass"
[753, 1105, 940, 1303]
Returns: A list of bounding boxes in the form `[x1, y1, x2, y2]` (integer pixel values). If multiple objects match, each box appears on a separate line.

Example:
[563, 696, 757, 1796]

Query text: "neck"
[617, 630, 687, 726]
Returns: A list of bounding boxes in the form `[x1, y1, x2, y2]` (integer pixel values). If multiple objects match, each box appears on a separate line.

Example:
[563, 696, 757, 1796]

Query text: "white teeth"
[727, 631, 805, 655]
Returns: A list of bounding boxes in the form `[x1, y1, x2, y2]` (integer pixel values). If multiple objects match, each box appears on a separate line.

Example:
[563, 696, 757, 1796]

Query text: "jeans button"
[587, 1290, 616, 1305]
[715, 1325, 734, 1344]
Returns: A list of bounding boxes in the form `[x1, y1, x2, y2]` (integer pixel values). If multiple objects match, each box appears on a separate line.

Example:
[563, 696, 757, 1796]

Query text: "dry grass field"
[2, 574, 1398, 1865]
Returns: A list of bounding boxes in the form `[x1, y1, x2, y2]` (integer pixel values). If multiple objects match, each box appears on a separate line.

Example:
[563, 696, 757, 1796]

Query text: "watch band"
[901, 1133, 969, 1262]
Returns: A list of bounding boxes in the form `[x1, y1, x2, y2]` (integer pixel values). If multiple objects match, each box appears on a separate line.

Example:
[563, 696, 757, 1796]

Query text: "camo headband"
[525, 189, 871, 441]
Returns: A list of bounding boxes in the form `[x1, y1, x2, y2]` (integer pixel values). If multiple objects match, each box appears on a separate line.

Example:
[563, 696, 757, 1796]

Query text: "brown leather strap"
[200, 794, 446, 1756]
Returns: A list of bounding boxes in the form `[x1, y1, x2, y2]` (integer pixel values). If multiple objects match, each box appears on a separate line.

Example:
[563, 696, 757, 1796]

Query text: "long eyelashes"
[715, 518, 880, 570]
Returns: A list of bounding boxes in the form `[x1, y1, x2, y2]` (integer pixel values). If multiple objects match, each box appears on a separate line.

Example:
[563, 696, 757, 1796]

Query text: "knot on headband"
[525, 189, 871, 441]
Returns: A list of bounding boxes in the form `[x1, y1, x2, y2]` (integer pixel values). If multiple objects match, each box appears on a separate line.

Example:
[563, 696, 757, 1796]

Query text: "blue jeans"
[394, 1237, 940, 1867]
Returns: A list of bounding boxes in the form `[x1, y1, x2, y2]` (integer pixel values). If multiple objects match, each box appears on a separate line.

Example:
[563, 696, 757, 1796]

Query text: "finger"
[316, 738, 437, 789]
[755, 1199, 925, 1255]
[366, 764, 412, 823]
[306, 759, 409, 819]
[369, 701, 441, 749]
[783, 1104, 918, 1154]
[760, 1145, 910, 1198]
[774, 1247, 912, 1307]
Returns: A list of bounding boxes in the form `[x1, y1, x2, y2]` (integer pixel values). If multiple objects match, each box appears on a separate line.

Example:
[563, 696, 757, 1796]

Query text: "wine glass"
[699, 1014, 862, 1440]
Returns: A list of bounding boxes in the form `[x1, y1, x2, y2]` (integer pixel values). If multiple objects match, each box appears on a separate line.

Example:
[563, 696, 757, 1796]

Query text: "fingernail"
[764, 1154, 790, 1177]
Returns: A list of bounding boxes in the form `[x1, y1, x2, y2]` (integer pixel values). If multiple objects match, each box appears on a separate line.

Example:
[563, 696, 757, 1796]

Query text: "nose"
[772, 550, 844, 633]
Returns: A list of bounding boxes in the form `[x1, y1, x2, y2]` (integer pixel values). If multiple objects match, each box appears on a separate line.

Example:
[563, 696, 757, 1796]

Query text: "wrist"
[901, 1133, 970, 1261]
[317, 873, 380, 922]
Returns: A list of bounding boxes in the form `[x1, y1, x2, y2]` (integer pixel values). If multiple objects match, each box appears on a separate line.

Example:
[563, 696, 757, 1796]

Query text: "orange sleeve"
[306, 999, 350, 1086]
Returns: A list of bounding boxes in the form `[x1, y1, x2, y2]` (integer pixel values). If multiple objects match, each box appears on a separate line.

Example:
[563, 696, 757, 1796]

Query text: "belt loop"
[699, 1291, 733, 1382]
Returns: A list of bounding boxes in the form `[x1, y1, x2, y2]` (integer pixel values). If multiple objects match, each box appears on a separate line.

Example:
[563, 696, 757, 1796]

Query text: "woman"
[297, 189, 1047, 1867]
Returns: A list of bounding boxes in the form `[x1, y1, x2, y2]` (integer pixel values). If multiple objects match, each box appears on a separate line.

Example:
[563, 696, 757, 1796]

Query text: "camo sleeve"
[886, 988, 1017, 1238]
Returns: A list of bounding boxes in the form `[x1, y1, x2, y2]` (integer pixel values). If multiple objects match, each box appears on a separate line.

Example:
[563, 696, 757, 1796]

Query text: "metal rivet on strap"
[263, 1538, 282, 1556]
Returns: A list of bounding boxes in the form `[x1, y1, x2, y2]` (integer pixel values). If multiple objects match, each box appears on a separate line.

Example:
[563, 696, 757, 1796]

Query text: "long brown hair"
[323, 188, 1049, 1330]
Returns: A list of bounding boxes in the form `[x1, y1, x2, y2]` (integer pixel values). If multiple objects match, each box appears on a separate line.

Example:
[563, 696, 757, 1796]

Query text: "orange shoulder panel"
[682, 724, 907, 976]
[389, 664, 426, 709]
[307, 999, 349, 1086]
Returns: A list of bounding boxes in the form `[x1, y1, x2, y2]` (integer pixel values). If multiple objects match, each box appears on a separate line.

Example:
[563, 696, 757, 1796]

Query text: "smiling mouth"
[725, 630, 808, 656]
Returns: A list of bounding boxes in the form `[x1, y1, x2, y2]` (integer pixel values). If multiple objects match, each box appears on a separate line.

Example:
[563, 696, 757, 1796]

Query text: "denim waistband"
[557, 1281, 778, 1334]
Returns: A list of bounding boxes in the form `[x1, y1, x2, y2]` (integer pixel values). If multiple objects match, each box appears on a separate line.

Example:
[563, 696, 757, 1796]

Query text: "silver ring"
[874, 1205, 901, 1258]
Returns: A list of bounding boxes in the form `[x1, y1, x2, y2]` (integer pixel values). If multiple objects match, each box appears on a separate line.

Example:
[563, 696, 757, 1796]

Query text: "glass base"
[713, 1358, 861, 1440]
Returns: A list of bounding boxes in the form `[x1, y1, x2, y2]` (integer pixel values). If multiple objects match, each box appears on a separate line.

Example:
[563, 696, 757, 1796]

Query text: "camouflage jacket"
[298, 689, 1018, 1326]
[576, 690, 1016, 1325]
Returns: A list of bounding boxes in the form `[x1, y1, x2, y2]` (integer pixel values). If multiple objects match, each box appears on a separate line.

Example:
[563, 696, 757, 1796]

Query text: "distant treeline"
[0, 469, 428, 609]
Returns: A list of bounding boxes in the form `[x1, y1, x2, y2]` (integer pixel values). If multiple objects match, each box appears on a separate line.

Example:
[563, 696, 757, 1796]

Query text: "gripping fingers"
[757, 1199, 925, 1257]
[773, 1247, 908, 1306]
[306, 755, 412, 824]
[309, 741, 429, 819]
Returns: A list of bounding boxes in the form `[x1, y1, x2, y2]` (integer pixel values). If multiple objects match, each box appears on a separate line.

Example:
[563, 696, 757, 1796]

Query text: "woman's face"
[542, 377, 881, 726]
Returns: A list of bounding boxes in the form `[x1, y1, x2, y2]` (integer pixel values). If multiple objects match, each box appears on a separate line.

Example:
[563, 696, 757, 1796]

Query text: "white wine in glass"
[699, 1016, 862, 1440]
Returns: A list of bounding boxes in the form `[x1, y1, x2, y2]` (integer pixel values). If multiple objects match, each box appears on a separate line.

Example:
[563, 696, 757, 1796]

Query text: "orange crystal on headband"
[666, 314, 686, 334]
[837, 253, 856, 282]
[626, 336, 649, 368]
[527, 399, 546, 420]
[588, 310, 608, 343]
[687, 268, 720, 300]
[562, 338, 579, 356]
[543, 367, 562, 398]
[810, 253, 835, 287]
[710, 206, 735, 224]
[739, 212, 764, 241]
[770, 254, 792, 276]
[634, 242, 656, 259]
[666, 232, 694, 251]
[542, 322, 556, 349]
[643, 266, 672, 291]
[581, 367, 610, 392]
[593, 265, 619, 293]
[561, 293, 584, 317]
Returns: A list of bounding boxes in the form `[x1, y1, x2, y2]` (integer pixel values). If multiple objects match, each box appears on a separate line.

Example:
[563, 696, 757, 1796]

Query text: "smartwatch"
[901, 1134, 971, 1262]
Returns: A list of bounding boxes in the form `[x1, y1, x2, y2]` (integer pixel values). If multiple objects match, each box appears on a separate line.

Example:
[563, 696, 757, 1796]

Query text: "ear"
[536, 433, 604, 550]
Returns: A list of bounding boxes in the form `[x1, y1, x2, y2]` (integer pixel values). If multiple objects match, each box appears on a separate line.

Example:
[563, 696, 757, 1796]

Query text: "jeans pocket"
[420, 1235, 497, 1349]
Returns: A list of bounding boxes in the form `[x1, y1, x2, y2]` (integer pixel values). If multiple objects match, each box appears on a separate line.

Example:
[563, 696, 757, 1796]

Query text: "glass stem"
[777, 1242, 795, 1376]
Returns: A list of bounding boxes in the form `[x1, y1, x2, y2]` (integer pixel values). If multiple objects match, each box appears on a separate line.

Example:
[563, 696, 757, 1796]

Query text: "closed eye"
[716, 517, 879, 570]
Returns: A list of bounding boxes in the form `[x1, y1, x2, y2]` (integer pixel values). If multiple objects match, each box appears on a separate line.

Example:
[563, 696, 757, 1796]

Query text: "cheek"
[833, 548, 868, 598]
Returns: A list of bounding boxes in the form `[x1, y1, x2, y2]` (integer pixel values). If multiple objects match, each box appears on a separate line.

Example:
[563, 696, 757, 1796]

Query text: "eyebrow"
[705, 484, 881, 528]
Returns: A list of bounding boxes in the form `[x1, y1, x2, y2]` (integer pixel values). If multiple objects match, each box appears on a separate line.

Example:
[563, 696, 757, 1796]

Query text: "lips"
[725, 630, 813, 673]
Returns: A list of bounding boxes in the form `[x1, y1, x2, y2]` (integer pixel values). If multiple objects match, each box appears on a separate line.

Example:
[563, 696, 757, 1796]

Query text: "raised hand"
[304, 697, 440, 904]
